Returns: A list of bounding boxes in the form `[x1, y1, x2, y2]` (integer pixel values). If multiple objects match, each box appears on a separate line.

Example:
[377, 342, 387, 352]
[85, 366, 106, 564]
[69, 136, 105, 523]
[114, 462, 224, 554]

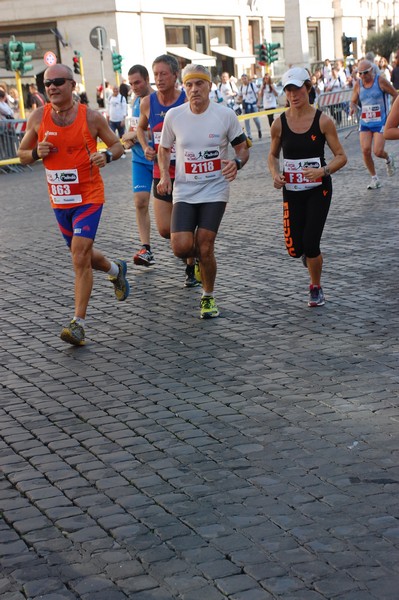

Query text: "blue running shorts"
[359, 123, 384, 133]
[132, 160, 153, 193]
[54, 204, 103, 248]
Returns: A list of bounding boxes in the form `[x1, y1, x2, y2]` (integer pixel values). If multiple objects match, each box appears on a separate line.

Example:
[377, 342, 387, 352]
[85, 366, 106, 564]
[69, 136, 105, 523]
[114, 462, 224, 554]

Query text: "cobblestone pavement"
[1, 125, 399, 600]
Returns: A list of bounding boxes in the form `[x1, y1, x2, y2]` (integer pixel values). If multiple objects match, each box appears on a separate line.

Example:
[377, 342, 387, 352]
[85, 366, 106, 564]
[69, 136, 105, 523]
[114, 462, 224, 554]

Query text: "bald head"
[44, 64, 75, 82]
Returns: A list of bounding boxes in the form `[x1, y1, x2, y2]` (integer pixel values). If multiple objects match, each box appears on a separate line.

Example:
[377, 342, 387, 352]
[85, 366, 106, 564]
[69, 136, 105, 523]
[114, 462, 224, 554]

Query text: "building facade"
[1, 0, 399, 104]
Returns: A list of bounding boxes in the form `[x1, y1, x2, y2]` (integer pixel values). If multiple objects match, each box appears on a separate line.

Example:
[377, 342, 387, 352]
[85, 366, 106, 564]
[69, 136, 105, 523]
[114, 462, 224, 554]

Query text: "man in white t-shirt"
[157, 64, 249, 319]
[238, 74, 262, 140]
[218, 71, 239, 108]
[108, 85, 127, 137]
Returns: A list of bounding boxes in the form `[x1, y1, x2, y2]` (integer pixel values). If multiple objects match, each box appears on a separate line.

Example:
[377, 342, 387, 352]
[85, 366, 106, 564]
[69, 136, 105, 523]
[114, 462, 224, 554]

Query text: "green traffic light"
[19, 42, 36, 53]
[112, 52, 123, 73]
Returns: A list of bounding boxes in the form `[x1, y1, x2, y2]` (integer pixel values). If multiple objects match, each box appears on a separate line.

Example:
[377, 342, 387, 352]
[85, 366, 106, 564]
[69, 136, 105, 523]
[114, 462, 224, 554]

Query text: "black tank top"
[281, 109, 325, 161]
[281, 109, 327, 194]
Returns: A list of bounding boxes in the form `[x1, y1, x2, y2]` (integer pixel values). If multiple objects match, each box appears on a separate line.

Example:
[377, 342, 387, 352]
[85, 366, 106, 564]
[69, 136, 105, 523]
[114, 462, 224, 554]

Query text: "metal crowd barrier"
[239, 88, 359, 133]
[1, 94, 359, 175]
[0, 119, 31, 174]
[317, 88, 359, 131]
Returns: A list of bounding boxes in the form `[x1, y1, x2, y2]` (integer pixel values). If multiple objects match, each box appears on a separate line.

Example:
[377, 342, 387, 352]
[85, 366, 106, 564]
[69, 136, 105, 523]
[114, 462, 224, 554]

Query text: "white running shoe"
[386, 155, 395, 177]
[367, 178, 382, 190]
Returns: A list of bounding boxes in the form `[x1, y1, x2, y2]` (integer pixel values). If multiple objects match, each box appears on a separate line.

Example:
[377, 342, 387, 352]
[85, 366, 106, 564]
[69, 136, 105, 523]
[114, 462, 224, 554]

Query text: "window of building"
[195, 26, 206, 54]
[271, 27, 284, 77]
[308, 26, 320, 65]
[165, 20, 235, 77]
[209, 26, 232, 46]
[165, 25, 191, 46]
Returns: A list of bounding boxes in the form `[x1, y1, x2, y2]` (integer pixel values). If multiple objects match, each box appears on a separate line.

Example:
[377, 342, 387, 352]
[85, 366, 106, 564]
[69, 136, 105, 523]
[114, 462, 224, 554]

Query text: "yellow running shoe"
[200, 296, 219, 319]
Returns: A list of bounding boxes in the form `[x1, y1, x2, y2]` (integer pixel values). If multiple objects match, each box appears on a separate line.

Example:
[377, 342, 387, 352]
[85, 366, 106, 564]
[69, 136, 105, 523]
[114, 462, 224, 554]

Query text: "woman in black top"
[268, 67, 347, 307]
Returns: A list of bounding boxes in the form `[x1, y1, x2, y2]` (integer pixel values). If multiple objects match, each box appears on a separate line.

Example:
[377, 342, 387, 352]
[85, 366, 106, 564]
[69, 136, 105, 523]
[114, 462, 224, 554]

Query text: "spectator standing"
[378, 57, 392, 81]
[29, 84, 46, 110]
[322, 59, 332, 84]
[238, 73, 262, 140]
[108, 85, 127, 138]
[391, 59, 399, 89]
[218, 71, 239, 108]
[119, 78, 130, 102]
[0, 89, 14, 119]
[259, 73, 278, 128]
[326, 66, 347, 125]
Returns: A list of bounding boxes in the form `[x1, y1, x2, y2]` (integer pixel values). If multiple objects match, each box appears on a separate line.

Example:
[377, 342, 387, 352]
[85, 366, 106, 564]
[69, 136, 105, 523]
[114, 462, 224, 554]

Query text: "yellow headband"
[182, 72, 211, 84]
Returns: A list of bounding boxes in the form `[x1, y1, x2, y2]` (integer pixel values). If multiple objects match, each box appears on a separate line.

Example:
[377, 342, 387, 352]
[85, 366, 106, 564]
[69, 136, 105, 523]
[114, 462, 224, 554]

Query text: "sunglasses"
[358, 68, 372, 75]
[44, 78, 73, 87]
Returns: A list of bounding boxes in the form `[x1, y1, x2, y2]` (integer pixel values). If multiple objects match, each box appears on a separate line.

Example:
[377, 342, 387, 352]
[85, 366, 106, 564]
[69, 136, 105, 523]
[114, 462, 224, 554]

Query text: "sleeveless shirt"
[281, 109, 327, 193]
[131, 96, 153, 166]
[148, 89, 186, 178]
[39, 103, 104, 209]
[359, 74, 388, 128]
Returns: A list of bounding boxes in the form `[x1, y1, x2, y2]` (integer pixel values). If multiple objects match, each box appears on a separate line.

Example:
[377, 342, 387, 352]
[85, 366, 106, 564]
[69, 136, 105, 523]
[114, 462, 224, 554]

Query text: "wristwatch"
[234, 158, 243, 171]
[104, 150, 113, 163]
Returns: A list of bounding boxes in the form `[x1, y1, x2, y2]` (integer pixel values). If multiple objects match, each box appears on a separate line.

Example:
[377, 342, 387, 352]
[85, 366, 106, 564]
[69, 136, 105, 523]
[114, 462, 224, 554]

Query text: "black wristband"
[32, 147, 39, 161]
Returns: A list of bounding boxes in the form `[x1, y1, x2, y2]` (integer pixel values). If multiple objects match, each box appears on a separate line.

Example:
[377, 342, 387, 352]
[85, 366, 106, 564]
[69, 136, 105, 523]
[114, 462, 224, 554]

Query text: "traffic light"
[3, 38, 36, 74]
[255, 43, 268, 65]
[255, 43, 263, 63]
[73, 51, 81, 75]
[267, 42, 280, 64]
[0, 45, 8, 70]
[342, 34, 356, 57]
[112, 52, 123, 73]
[18, 42, 35, 75]
[4, 39, 21, 71]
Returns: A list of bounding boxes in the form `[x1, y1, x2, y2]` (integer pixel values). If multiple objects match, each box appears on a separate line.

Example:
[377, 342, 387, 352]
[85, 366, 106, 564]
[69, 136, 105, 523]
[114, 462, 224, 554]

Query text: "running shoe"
[386, 155, 395, 177]
[60, 319, 86, 346]
[194, 260, 202, 284]
[367, 178, 382, 189]
[200, 296, 220, 319]
[109, 259, 130, 300]
[134, 247, 155, 267]
[308, 285, 325, 307]
[184, 264, 200, 288]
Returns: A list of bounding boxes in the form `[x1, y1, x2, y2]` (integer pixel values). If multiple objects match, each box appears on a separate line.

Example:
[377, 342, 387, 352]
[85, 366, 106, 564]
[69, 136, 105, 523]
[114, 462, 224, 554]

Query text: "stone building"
[0, 0, 398, 104]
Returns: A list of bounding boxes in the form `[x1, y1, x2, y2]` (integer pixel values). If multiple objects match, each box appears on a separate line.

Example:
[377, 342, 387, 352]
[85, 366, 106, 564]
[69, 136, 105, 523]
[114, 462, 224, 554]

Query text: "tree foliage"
[366, 28, 399, 60]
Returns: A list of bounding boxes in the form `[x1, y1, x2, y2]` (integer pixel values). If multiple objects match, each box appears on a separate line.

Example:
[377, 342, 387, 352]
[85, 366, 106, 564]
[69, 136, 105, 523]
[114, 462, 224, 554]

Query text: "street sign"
[90, 26, 107, 51]
[43, 51, 57, 67]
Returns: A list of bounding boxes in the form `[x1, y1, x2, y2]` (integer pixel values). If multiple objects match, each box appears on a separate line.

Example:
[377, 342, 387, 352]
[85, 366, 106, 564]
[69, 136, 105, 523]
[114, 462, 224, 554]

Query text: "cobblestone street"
[1, 126, 399, 600]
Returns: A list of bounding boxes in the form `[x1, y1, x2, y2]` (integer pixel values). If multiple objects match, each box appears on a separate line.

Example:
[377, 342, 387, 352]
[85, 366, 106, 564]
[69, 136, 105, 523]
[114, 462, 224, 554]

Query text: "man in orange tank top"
[18, 64, 130, 347]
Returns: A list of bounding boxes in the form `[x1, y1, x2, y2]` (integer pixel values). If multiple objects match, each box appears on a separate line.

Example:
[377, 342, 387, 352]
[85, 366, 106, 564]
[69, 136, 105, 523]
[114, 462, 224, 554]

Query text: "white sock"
[107, 261, 119, 277]
[73, 317, 86, 328]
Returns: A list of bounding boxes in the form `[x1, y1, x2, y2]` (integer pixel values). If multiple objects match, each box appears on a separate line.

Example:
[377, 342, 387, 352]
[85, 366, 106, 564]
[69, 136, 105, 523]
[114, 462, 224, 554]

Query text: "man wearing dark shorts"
[157, 64, 249, 319]
[137, 54, 198, 286]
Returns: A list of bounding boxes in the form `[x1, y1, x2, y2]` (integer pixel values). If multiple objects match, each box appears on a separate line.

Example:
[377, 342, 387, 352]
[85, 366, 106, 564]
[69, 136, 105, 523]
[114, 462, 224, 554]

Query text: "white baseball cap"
[281, 67, 310, 89]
